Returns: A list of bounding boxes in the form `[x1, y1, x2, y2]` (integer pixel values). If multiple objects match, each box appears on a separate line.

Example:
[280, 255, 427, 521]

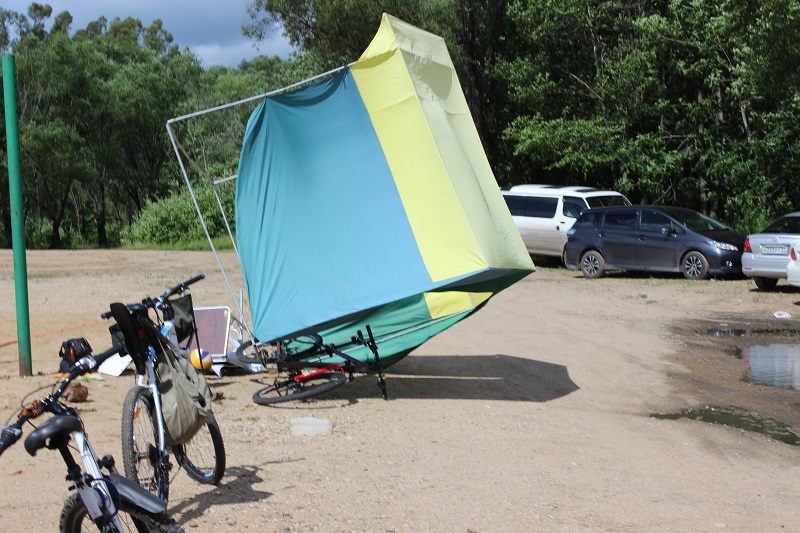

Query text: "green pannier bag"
[155, 335, 213, 445]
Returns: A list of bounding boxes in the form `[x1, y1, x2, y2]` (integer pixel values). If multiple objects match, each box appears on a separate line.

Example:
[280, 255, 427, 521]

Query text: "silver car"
[742, 212, 800, 289]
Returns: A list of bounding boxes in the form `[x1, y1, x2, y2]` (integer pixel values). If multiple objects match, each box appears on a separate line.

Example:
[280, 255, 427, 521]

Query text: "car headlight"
[708, 240, 738, 251]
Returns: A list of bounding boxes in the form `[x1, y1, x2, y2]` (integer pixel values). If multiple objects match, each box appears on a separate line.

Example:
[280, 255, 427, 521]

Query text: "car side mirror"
[661, 227, 674, 235]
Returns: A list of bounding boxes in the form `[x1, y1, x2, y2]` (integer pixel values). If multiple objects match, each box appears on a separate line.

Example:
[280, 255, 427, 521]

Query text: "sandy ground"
[1, 250, 799, 532]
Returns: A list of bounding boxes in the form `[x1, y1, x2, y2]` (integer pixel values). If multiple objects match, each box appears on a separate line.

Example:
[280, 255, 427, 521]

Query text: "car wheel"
[580, 250, 605, 279]
[682, 251, 709, 280]
[753, 277, 779, 290]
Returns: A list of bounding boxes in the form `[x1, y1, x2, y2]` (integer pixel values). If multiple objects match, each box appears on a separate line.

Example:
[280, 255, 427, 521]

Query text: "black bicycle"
[236, 325, 389, 405]
[0, 346, 184, 532]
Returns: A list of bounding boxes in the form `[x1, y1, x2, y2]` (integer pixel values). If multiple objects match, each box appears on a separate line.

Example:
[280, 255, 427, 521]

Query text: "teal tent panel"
[236, 71, 434, 343]
[285, 293, 486, 368]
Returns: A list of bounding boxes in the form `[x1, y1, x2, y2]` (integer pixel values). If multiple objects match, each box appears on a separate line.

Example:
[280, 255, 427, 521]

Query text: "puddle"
[706, 327, 800, 338]
[733, 344, 800, 391]
[651, 406, 800, 446]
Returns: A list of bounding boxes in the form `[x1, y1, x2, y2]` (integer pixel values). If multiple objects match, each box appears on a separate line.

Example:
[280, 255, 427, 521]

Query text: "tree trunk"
[96, 180, 107, 247]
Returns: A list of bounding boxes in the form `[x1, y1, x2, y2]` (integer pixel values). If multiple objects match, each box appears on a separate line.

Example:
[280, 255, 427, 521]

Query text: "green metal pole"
[3, 54, 32, 377]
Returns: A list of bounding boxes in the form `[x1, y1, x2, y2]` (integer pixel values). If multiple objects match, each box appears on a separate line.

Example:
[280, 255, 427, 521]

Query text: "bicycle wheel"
[235, 339, 268, 365]
[174, 411, 225, 485]
[59, 492, 184, 532]
[121, 386, 169, 501]
[252, 371, 347, 405]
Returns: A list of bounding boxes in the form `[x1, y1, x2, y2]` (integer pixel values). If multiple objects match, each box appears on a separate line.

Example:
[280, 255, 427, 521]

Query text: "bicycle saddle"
[24, 415, 82, 456]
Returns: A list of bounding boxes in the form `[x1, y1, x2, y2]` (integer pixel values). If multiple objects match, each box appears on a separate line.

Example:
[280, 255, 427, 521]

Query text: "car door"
[599, 209, 639, 268]
[598, 209, 639, 267]
[636, 209, 678, 269]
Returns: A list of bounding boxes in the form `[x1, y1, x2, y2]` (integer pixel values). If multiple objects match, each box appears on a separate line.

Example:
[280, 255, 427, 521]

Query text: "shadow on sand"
[246, 354, 580, 405]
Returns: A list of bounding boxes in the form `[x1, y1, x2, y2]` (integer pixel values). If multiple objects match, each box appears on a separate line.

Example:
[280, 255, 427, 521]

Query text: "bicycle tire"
[252, 371, 347, 405]
[174, 411, 225, 485]
[121, 386, 169, 501]
[59, 492, 184, 533]
[234, 339, 265, 365]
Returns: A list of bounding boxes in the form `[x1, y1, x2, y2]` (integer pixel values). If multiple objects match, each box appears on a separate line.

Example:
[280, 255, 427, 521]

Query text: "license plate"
[761, 245, 788, 255]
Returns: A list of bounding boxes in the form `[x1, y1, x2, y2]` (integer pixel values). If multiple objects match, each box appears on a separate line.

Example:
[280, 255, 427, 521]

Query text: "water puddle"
[705, 327, 800, 338]
[736, 344, 800, 391]
[651, 406, 800, 446]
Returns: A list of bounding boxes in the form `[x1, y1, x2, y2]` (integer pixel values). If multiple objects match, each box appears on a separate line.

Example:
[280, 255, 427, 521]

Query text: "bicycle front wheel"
[59, 492, 184, 532]
[121, 386, 169, 501]
[175, 411, 226, 485]
[252, 371, 347, 405]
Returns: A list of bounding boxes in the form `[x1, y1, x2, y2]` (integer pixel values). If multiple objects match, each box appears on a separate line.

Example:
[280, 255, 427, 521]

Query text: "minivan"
[564, 206, 746, 280]
[502, 185, 631, 258]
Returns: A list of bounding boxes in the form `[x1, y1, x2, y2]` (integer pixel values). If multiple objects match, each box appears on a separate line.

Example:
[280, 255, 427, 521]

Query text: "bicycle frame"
[0, 350, 174, 532]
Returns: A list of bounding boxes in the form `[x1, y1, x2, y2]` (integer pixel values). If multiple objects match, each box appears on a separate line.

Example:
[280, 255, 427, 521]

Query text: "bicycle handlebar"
[0, 345, 119, 457]
[99, 274, 204, 319]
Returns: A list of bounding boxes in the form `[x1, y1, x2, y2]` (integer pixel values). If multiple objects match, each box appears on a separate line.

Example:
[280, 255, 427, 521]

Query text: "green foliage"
[122, 185, 236, 246]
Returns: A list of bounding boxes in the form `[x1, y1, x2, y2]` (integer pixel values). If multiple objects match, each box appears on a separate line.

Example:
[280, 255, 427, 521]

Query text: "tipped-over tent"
[236, 14, 534, 365]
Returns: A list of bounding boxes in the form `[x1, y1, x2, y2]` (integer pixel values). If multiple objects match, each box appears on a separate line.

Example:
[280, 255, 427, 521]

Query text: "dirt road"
[1, 250, 799, 532]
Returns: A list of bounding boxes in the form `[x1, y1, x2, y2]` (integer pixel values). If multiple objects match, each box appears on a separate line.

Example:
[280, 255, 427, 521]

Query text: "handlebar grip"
[184, 273, 205, 286]
[91, 346, 122, 368]
[0, 426, 23, 456]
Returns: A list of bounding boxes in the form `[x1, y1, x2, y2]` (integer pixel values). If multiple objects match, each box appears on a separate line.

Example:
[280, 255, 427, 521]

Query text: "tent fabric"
[236, 14, 534, 363]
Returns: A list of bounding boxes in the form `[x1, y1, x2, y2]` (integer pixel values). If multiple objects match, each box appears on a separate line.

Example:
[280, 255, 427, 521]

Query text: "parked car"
[787, 244, 800, 288]
[564, 206, 745, 280]
[741, 212, 800, 290]
[502, 185, 630, 258]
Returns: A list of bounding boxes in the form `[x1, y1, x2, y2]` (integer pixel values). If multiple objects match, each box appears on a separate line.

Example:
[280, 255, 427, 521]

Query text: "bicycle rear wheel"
[175, 411, 225, 485]
[121, 386, 169, 501]
[59, 492, 184, 532]
[252, 371, 347, 405]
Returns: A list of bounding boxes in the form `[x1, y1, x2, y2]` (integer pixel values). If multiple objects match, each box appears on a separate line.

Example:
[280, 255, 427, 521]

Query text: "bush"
[123, 185, 236, 246]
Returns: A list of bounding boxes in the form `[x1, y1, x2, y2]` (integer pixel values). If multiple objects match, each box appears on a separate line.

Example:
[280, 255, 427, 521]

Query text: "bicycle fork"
[70, 431, 126, 531]
[354, 326, 387, 400]
[141, 361, 171, 500]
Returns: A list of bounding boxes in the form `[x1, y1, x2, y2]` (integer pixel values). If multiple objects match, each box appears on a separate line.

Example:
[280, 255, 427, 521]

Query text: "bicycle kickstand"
[356, 325, 388, 400]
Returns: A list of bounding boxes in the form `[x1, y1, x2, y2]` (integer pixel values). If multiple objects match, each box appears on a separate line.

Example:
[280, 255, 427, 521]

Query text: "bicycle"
[236, 325, 389, 405]
[104, 275, 225, 502]
[0, 346, 184, 532]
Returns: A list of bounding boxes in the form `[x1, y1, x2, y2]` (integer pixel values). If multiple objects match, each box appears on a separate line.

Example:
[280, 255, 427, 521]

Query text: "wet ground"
[664, 315, 800, 444]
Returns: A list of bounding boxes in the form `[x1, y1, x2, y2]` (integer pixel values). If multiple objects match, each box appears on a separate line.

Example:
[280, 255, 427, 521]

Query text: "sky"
[4, 0, 295, 67]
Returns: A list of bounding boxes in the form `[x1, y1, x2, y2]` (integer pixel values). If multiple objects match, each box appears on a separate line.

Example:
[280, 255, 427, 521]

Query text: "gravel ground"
[1, 250, 799, 532]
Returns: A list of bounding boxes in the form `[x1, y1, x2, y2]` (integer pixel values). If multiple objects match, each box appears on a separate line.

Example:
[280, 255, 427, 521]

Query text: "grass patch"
[119, 235, 235, 251]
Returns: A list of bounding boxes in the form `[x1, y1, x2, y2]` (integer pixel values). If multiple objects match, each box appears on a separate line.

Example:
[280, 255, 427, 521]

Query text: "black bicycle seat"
[24, 415, 82, 456]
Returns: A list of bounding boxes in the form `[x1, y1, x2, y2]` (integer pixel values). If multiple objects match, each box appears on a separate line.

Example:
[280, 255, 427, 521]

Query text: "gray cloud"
[4, 0, 293, 66]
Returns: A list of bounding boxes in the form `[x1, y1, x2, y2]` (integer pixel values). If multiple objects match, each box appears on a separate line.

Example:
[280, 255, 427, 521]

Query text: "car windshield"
[762, 216, 800, 234]
[586, 195, 630, 208]
[672, 211, 728, 232]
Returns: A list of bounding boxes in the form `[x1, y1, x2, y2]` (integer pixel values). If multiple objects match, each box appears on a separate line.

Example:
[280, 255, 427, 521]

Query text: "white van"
[502, 185, 631, 258]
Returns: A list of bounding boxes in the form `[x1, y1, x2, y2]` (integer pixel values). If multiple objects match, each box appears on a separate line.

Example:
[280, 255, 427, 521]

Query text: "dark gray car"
[564, 206, 745, 280]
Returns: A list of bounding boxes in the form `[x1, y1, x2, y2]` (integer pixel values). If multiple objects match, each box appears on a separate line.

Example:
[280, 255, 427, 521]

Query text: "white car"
[502, 185, 630, 259]
[787, 244, 800, 288]
[742, 212, 800, 289]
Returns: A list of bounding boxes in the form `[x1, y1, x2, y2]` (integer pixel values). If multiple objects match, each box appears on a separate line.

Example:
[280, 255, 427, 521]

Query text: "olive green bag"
[155, 335, 213, 445]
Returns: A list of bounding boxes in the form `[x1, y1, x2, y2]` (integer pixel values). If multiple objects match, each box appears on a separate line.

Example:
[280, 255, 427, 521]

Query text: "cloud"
[3, 0, 294, 66]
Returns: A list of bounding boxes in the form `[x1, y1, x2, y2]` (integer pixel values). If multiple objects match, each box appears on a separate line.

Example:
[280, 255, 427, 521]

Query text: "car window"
[502, 195, 558, 218]
[603, 211, 638, 229]
[524, 197, 559, 218]
[503, 195, 525, 216]
[640, 210, 673, 233]
[573, 211, 602, 228]
[586, 195, 631, 208]
[762, 216, 800, 234]
[677, 211, 728, 232]
[562, 196, 585, 218]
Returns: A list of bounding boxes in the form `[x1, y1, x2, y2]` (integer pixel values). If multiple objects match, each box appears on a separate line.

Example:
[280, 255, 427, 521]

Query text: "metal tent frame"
[165, 63, 354, 341]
